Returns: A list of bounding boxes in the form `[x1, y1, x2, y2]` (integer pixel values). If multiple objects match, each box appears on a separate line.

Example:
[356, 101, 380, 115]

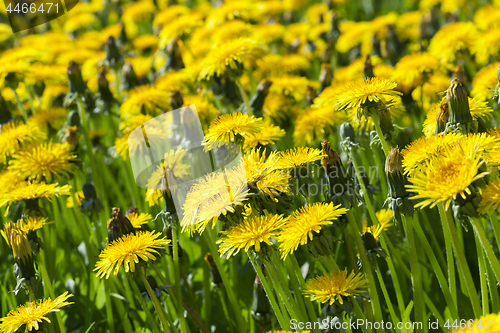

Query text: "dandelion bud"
[319, 45, 331, 64]
[306, 86, 317, 105]
[67, 110, 80, 127]
[79, 182, 104, 216]
[322, 141, 357, 207]
[126, 206, 139, 215]
[62, 126, 79, 151]
[370, 34, 381, 58]
[248, 80, 272, 118]
[435, 98, 449, 135]
[204, 253, 223, 288]
[361, 229, 387, 265]
[326, 13, 340, 45]
[162, 38, 185, 73]
[2, 222, 37, 288]
[122, 62, 139, 92]
[97, 68, 114, 102]
[319, 64, 332, 93]
[169, 90, 183, 110]
[117, 22, 128, 47]
[446, 78, 474, 134]
[107, 207, 135, 242]
[104, 36, 123, 69]
[385, 147, 414, 223]
[340, 122, 361, 152]
[363, 55, 374, 79]
[251, 271, 272, 328]
[67, 60, 87, 95]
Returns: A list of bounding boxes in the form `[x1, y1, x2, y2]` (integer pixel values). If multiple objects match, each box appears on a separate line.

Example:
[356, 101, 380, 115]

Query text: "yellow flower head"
[278, 202, 348, 259]
[429, 22, 478, 64]
[406, 142, 489, 210]
[244, 123, 285, 149]
[0, 292, 73, 333]
[333, 77, 402, 112]
[127, 212, 152, 229]
[0, 181, 71, 212]
[18, 216, 52, 233]
[203, 112, 264, 148]
[94, 231, 170, 279]
[471, 62, 500, 102]
[217, 214, 286, 258]
[198, 38, 266, 81]
[303, 270, 367, 305]
[479, 178, 500, 214]
[362, 209, 394, 239]
[451, 311, 500, 333]
[294, 106, 347, 146]
[28, 108, 68, 133]
[120, 85, 170, 117]
[276, 147, 325, 169]
[391, 52, 442, 93]
[8, 142, 77, 182]
[0, 121, 46, 164]
[269, 75, 319, 101]
[244, 149, 291, 197]
[1, 221, 33, 264]
[472, 27, 500, 64]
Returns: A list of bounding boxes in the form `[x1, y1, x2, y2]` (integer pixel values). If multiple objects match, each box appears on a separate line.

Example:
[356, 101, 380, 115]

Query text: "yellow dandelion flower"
[333, 77, 402, 112]
[262, 92, 296, 124]
[28, 108, 68, 132]
[17, 216, 52, 233]
[8, 142, 77, 182]
[244, 123, 285, 149]
[127, 212, 152, 229]
[395, 11, 422, 41]
[0, 121, 46, 164]
[429, 22, 478, 64]
[120, 85, 170, 117]
[294, 106, 347, 146]
[303, 270, 367, 305]
[244, 149, 291, 196]
[257, 53, 311, 76]
[183, 95, 219, 129]
[478, 179, 500, 214]
[336, 21, 370, 54]
[145, 148, 190, 196]
[474, 4, 500, 31]
[122, 0, 155, 24]
[269, 75, 320, 101]
[203, 112, 264, 148]
[401, 132, 463, 172]
[276, 147, 325, 169]
[198, 38, 266, 81]
[0, 292, 73, 333]
[252, 23, 286, 44]
[210, 20, 253, 43]
[217, 214, 286, 257]
[41, 84, 68, 109]
[406, 143, 489, 210]
[159, 14, 204, 46]
[412, 73, 451, 107]
[64, 12, 99, 33]
[124, 56, 152, 79]
[66, 191, 83, 209]
[255, 1, 285, 18]
[119, 114, 153, 133]
[94, 231, 170, 278]
[206, 1, 254, 26]
[0, 181, 71, 211]
[278, 202, 348, 259]
[24, 63, 67, 86]
[391, 52, 442, 93]
[154, 70, 191, 94]
[181, 164, 249, 234]
[133, 35, 159, 52]
[471, 62, 500, 102]
[472, 27, 500, 64]
[153, 5, 190, 29]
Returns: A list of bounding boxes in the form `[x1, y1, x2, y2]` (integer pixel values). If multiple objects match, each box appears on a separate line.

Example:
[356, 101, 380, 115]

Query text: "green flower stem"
[346, 209, 384, 332]
[471, 217, 500, 284]
[249, 254, 290, 330]
[202, 230, 246, 331]
[200, 241, 212, 327]
[288, 255, 320, 323]
[351, 296, 373, 333]
[374, 262, 400, 324]
[236, 79, 253, 116]
[371, 147, 388, 198]
[284, 257, 314, 326]
[217, 288, 234, 331]
[170, 227, 188, 333]
[113, 68, 122, 101]
[130, 279, 162, 333]
[411, 215, 459, 319]
[438, 203, 482, 318]
[401, 215, 424, 327]
[475, 234, 489, 315]
[438, 205, 457, 306]
[11, 87, 28, 122]
[139, 271, 173, 333]
[39, 254, 67, 333]
[108, 280, 134, 333]
[27, 284, 36, 302]
[370, 112, 390, 157]
[151, 265, 211, 333]
[264, 259, 304, 323]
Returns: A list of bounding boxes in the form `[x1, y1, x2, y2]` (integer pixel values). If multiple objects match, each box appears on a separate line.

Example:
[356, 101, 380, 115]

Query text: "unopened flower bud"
[162, 38, 185, 73]
[306, 86, 317, 105]
[67, 60, 87, 95]
[435, 98, 449, 135]
[248, 80, 272, 117]
[446, 78, 474, 134]
[117, 22, 128, 47]
[97, 68, 114, 102]
[363, 55, 374, 79]
[306, 228, 339, 258]
[105, 36, 123, 69]
[122, 62, 139, 92]
[370, 34, 381, 57]
[2, 222, 37, 286]
[385, 147, 414, 223]
[169, 90, 183, 110]
[204, 253, 222, 288]
[62, 126, 79, 151]
[319, 64, 332, 93]
[319, 46, 331, 64]
[107, 207, 135, 242]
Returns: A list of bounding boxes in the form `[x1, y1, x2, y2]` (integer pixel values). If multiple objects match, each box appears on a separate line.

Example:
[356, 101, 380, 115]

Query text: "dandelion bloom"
[0, 292, 73, 333]
[472, 26, 500, 64]
[406, 143, 489, 210]
[244, 149, 290, 197]
[428, 22, 478, 64]
[203, 112, 264, 148]
[0, 181, 71, 211]
[0, 122, 46, 164]
[127, 212, 152, 229]
[333, 77, 402, 112]
[471, 62, 500, 102]
[94, 231, 171, 279]
[391, 52, 442, 93]
[8, 142, 77, 182]
[478, 179, 500, 214]
[244, 122, 285, 148]
[362, 209, 394, 239]
[276, 147, 325, 169]
[294, 106, 346, 146]
[17, 217, 52, 233]
[217, 214, 286, 257]
[278, 202, 348, 259]
[120, 85, 169, 117]
[451, 312, 500, 333]
[303, 270, 367, 305]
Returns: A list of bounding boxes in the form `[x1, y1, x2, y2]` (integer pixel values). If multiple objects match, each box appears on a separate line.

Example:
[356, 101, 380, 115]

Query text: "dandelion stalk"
[27, 284, 36, 302]
[370, 111, 390, 156]
[139, 270, 173, 333]
[475, 233, 489, 315]
[438, 203, 481, 318]
[129, 279, 162, 333]
[471, 217, 500, 284]
[11, 88, 28, 122]
[236, 79, 253, 116]
[288, 254, 320, 323]
[170, 226, 188, 333]
[39, 254, 67, 333]
[374, 262, 400, 323]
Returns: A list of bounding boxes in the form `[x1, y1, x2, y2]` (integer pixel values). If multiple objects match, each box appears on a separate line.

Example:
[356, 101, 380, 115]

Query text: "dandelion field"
[3, 0, 500, 332]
